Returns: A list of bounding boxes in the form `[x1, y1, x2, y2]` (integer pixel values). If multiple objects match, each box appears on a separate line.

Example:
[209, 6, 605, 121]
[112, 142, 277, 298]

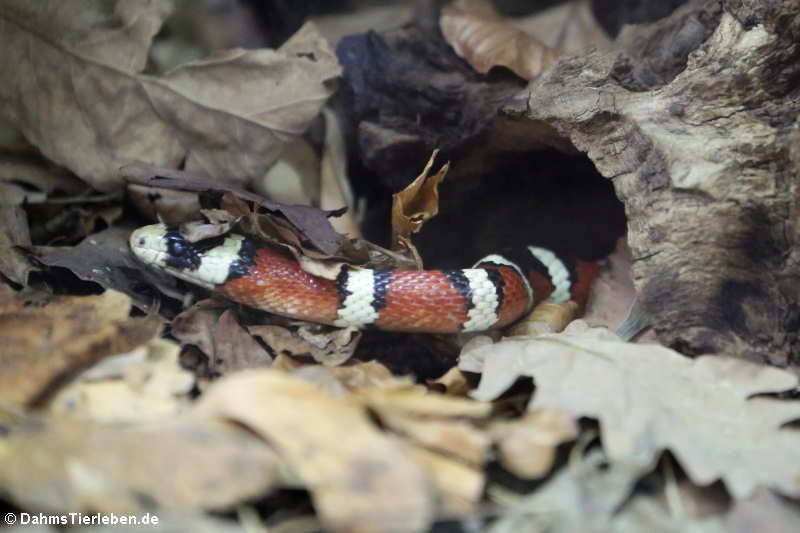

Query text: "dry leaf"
[197, 369, 434, 533]
[409, 445, 485, 515]
[172, 304, 272, 374]
[488, 449, 654, 533]
[379, 413, 491, 466]
[0, 156, 86, 197]
[0, 206, 35, 285]
[36, 227, 186, 313]
[725, 487, 800, 533]
[0, 289, 160, 405]
[390, 151, 449, 253]
[489, 409, 577, 479]
[320, 108, 361, 237]
[248, 323, 361, 367]
[291, 359, 415, 393]
[46, 338, 194, 423]
[0, 416, 279, 512]
[508, 301, 579, 336]
[0, 0, 340, 191]
[255, 137, 321, 207]
[427, 366, 472, 397]
[127, 184, 203, 225]
[466, 322, 800, 499]
[440, 0, 560, 81]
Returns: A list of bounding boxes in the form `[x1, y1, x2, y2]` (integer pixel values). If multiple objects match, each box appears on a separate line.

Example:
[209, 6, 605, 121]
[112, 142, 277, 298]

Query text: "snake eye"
[138, 238, 145, 246]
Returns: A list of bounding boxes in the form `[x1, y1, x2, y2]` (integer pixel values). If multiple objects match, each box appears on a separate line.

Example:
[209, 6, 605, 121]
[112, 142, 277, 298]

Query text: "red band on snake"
[130, 223, 597, 333]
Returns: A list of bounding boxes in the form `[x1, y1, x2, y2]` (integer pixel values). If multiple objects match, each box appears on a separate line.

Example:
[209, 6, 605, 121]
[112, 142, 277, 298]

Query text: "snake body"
[130, 223, 597, 333]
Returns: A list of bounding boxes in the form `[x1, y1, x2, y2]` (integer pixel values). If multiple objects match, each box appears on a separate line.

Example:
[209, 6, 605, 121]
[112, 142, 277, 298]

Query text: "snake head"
[130, 223, 249, 290]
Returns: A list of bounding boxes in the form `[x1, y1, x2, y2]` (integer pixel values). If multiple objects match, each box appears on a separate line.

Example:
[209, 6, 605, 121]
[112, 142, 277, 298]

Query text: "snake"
[130, 223, 598, 333]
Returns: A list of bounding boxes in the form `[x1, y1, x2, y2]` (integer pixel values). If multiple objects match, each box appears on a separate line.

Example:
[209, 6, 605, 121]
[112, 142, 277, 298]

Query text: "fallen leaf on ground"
[0, 416, 279, 512]
[725, 487, 800, 533]
[0, 0, 340, 191]
[409, 445, 485, 516]
[127, 184, 202, 225]
[0, 289, 160, 406]
[427, 366, 472, 396]
[46, 338, 194, 422]
[256, 137, 321, 207]
[440, 0, 560, 81]
[508, 301, 579, 336]
[171, 303, 272, 375]
[465, 321, 800, 499]
[249, 323, 361, 367]
[488, 449, 654, 533]
[36, 227, 186, 313]
[287, 359, 414, 393]
[489, 409, 577, 479]
[196, 369, 434, 533]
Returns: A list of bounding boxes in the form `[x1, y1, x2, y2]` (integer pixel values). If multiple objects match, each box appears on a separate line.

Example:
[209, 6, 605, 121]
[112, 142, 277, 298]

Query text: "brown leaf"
[440, 0, 560, 81]
[249, 323, 361, 367]
[378, 413, 491, 466]
[508, 301, 579, 336]
[127, 184, 203, 225]
[390, 151, 449, 253]
[0, 0, 340, 191]
[46, 338, 195, 422]
[0, 155, 86, 196]
[408, 445, 485, 515]
[465, 321, 800, 499]
[488, 409, 577, 479]
[427, 366, 472, 397]
[171, 304, 272, 374]
[0, 289, 160, 406]
[35, 227, 185, 313]
[0, 416, 279, 512]
[197, 369, 434, 533]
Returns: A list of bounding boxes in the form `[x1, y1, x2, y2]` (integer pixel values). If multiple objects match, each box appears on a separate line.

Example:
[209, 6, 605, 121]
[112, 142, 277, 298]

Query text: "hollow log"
[504, 0, 800, 367]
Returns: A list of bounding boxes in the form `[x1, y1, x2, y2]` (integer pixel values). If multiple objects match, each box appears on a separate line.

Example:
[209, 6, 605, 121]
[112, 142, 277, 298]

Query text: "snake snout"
[129, 223, 170, 266]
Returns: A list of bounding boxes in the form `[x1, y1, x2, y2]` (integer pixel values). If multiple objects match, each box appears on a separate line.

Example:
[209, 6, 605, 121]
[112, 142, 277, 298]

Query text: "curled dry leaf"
[391, 150, 449, 254]
[465, 321, 800, 499]
[196, 369, 434, 533]
[0, 289, 160, 406]
[440, 0, 560, 81]
[0, 416, 279, 513]
[0, 0, 340, 191]
[46, 338, 194, 423]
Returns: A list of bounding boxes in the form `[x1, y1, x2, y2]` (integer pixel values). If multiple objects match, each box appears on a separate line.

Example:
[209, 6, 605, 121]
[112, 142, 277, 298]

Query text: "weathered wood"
[505, 0, 800, 367]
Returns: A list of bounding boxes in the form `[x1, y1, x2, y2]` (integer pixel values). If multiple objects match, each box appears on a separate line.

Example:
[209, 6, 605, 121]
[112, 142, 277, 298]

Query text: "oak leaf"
[464, 322, 800, 499]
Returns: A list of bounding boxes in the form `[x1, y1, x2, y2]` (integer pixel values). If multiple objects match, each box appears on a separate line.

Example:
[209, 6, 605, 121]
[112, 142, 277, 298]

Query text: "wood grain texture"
[504, 0, 800, 367]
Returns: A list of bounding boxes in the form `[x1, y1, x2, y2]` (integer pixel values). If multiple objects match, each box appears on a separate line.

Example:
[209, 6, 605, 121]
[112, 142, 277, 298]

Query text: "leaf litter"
[0, 1, 799, 532]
